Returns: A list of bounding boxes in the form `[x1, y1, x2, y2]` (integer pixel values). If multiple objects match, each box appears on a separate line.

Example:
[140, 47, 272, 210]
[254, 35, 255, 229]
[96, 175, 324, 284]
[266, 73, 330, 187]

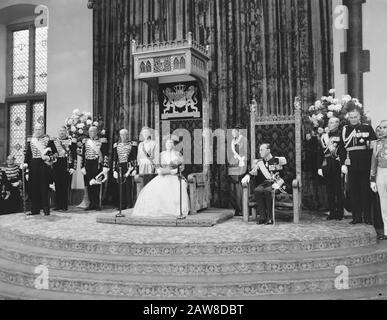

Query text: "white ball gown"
[132, 150, 190, 218]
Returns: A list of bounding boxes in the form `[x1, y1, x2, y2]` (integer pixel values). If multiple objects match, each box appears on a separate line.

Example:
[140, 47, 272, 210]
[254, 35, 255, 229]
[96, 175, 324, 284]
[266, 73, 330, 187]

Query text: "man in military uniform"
[370, 120, 387, 240]
[3, 155, 22, 214]
[242, 143, 290, 225]
[81, 126, 109, 211]
[0, 167, 10, 215]
[52, 126, 77, 211]
[341, 103, 377, 224]
[317, 117, 346, 221]
[23, 124, 57, 216]
[112, 129, 138, 209]
[227, 125, 248, 216]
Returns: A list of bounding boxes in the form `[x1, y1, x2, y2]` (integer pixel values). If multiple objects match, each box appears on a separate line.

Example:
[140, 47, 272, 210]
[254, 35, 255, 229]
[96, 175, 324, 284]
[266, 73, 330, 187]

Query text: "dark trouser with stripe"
[85, 159, 101, 209]
[323, 161, 344, 220]
[348, 168, 371, 223]
[53, 158, 71, 210]
[228, 175, 243, 215]
[116, 163, 135, 209]
[254, 181, 274, 222]
[30, 159, 50, 215]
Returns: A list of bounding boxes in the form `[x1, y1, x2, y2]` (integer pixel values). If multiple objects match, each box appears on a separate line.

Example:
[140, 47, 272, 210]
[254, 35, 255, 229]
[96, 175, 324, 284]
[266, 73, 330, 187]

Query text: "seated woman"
[131, 136, 190, 218]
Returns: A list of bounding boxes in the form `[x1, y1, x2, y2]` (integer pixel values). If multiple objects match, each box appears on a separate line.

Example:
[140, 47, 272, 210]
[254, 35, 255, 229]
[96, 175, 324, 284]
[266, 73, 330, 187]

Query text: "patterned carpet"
[0, 209, 375, 244]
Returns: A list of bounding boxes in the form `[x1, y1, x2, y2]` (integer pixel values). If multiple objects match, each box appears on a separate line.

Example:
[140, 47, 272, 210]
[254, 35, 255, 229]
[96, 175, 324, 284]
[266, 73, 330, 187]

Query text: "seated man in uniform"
[242, 143, 290, 225]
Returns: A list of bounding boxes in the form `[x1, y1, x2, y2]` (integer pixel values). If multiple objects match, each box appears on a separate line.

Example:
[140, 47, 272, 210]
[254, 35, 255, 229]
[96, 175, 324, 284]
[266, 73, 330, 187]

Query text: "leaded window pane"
[12, 30, 30, 95]
[35, 26, 48, 93]
[32, 102, 45, 127]
[9, 103, 27, 164]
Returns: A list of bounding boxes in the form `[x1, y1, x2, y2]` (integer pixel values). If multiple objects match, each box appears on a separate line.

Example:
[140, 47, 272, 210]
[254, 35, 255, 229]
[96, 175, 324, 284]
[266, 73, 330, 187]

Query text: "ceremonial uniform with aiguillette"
[248, 157, 289, 224]
[0, 169, 10, 215]
[24, 135, 58, 215]
[81, 137, 109, 210]
[317, 130, 346, 220]
[53, 136, 77, 211]
[3, 164, 22, 214]
[342, 124, 377, 223]
[371, 138, 387, 237]
[113, 141, 138, 209]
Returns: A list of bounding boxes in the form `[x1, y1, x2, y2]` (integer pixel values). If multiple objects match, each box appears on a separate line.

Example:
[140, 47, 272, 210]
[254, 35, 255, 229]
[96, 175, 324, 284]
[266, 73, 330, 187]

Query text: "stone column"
[341, 0, 370, 103]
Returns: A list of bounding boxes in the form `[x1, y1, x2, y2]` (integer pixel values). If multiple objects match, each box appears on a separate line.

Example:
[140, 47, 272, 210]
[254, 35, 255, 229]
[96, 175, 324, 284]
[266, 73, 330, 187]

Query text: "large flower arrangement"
[307, 89, 368, 136]
[65, 109, 107, 155]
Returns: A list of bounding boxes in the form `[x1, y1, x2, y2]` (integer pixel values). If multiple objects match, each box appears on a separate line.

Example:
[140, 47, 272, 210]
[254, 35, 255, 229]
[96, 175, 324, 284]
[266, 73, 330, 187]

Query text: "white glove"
[12, 182, 20, 188]
[103, 167, 110, 174]
[341, 165, 348, 175]
[20, 163, 28, 170]
[81, 168, 87, 176]
[371, 182, 378, 193]
[272, 183, 280, 190]
[241, 175, 251, 185]
[113, 171, 118, 180]
[49, 184, 55, 191]
[25, 174, 29, 181]
[42, 155, 50, 162]
[69, 169, 75, 175]
[318, 169, 323, 177]
[131, 170, 137, 177]
[4, 191, 10, 200]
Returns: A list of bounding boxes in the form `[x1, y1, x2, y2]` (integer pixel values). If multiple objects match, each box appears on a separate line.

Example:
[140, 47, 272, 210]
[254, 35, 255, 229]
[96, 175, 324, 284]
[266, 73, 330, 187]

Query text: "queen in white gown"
[132, 138, 190, 218]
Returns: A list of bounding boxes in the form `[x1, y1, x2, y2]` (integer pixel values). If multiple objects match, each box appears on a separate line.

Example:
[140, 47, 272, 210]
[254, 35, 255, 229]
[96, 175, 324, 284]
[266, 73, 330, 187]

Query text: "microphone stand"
[116, 165, 125, 218]
[177, 164, 185, 220]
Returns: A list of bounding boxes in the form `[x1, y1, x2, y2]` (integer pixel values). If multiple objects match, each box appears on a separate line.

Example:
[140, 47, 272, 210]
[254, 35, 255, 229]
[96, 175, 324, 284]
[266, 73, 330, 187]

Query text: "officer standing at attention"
[23, 124, 57, 216]
[317, 117, 346, 220]
[341, 102, 377, 224]
[370, 120, 387, 240]
[52, 126, 77, 211]
[3, 155, 23, 214]
[81, 126, 109, 211]
[113, 129, 138, 209]
[242, 143, 289, 225]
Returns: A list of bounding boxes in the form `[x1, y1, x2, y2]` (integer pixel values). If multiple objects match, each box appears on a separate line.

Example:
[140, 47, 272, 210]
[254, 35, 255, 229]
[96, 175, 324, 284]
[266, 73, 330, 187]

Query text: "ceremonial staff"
[21, 165, 27, 215]
[177, 164, 185, 220]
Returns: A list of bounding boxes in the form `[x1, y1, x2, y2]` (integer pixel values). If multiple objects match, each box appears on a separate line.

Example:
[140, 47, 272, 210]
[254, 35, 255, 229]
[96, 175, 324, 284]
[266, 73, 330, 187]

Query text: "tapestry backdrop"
[92, 0, 334, 208]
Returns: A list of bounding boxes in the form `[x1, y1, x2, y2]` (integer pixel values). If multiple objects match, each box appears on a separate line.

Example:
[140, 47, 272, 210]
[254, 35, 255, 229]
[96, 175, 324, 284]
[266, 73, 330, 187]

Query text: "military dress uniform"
[371, 138, 387, 237]
[53, 136, 77, 211]
[113, 141, 138, 209]
[0, 169, 10, 215]
[317, 130, 346, 220]
[247, 156, 290, 224]
[342, 123, 377, 223]
[24, 135, 58, 215]
[81, 137, 109, 210]
[3, 164, 22, 214]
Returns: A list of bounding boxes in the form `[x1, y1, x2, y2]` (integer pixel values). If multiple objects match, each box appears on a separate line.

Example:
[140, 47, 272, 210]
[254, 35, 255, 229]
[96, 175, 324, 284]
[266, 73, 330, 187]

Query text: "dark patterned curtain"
[93, 0, 333, 208]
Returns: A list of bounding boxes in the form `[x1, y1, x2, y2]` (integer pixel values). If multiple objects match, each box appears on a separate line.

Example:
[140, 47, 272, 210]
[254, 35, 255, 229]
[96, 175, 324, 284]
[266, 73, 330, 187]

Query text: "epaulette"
[276, 157, 287, 166]
[113, 143, 118, 148]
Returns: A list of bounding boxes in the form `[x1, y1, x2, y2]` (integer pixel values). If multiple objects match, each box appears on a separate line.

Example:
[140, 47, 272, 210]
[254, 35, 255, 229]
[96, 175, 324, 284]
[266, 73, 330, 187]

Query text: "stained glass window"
[12, 30, 30, 95]
[9, 103, 27, 164]
[32, 102, 45, 127]
[35, 26, 48, 93]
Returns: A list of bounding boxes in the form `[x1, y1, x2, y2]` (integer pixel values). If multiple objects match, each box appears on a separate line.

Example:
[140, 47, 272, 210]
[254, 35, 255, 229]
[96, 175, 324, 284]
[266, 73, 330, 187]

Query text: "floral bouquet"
[307, 89, 368, 136]
[65, 109, 107, 155]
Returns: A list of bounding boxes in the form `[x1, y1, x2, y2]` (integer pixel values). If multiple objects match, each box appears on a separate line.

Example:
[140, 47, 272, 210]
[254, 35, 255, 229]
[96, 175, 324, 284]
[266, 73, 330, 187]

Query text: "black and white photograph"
[0, 0, 386, 305]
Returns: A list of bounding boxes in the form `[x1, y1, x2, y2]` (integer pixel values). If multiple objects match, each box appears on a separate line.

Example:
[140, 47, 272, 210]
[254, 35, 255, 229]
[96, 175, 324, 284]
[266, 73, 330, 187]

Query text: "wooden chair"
[241, 97, 302, 223]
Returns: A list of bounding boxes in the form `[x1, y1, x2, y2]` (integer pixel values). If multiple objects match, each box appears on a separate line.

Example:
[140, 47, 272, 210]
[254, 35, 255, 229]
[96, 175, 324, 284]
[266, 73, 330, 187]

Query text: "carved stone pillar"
[341, 0, 370, 103]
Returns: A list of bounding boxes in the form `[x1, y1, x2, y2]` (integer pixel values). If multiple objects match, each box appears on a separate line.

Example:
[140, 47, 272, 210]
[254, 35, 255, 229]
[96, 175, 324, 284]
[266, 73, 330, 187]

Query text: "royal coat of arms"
[160, 83, 202, 120]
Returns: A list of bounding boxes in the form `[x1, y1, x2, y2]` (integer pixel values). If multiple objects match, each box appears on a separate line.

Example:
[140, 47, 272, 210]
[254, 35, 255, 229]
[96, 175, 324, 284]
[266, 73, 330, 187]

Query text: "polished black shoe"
[350, 220, 362, 225]
[264, 220, 274, 225]
[256, 220, 266, 225]
[364, 220, 373, 225]
[377, 235, 387, 241]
